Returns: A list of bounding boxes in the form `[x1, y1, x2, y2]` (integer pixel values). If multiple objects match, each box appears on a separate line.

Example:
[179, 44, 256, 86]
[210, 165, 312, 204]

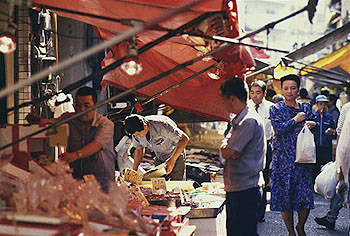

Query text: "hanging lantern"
[121, 37, 142, 76]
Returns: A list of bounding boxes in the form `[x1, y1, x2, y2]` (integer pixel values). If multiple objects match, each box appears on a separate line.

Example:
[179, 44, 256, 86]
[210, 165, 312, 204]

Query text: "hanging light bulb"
[207, 69, 220, 80]
[207, 62, 224, 80]
[0, 33, 16, 54]
[121, 37, 142, 76]
[121, 57, 142, 76]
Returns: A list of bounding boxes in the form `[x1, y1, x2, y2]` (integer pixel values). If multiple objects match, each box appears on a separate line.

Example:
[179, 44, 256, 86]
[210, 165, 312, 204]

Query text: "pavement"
[258, 193, 350, 236]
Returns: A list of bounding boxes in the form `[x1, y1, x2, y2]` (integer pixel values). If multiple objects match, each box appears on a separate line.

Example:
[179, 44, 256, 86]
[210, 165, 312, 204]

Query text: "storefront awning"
[300, 44, 350, 85]
[31, 0, 257, 121]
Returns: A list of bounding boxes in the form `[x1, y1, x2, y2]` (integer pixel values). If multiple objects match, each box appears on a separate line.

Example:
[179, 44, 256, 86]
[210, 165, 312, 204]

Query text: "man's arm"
[133, 147, 145, 171]
[61, 141, 103, 162]
[220, 143, 241, 160]
[165, 134, 189, 174]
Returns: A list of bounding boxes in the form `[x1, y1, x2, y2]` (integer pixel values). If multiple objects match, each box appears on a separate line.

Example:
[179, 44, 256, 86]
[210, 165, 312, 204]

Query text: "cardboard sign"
[124, 168, 143, 185]
[83, 174, 99, 187]
[48, 124, 68, 147]
[151, 177, 167, 194]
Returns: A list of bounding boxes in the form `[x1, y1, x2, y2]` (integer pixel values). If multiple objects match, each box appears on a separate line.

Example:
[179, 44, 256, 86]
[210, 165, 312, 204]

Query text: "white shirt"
[248, 98, 274, 141]
[337, 102, 350, 136]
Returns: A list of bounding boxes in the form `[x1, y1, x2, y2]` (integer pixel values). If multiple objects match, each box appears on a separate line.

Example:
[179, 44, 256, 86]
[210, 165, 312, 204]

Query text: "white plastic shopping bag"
[295, 125, 316, 164]
[314, 161, 337, 200]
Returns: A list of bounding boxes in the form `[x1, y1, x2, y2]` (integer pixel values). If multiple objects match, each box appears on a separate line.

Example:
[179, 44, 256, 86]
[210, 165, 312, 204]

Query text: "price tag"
[124, 168, 143, 185]
[151, 177, 167, 194]
[48, 124, 68, 147]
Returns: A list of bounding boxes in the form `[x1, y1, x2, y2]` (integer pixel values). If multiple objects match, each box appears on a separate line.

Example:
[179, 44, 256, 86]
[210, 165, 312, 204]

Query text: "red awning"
[32, 0, 257, 121]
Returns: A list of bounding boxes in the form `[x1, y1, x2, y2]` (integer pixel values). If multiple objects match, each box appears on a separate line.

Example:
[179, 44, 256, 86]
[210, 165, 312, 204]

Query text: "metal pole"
[0, 43, 230, 151]
[108, 64, 216, 118]
[6, 12, 216, 113]
[238, 6, 307, 41]
[0, 0, 205, 99]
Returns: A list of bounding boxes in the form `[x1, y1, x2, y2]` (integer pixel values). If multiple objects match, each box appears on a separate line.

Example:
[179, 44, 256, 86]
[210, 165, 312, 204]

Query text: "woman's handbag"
[314, 161, 337, 200]
[295, 124, 316, 164]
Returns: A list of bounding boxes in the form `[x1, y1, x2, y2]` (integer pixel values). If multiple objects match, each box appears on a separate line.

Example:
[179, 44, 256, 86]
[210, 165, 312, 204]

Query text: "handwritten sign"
[48, 124, 68, 147]
[124, 168, 143, 185]
[151, 177, 167, 194]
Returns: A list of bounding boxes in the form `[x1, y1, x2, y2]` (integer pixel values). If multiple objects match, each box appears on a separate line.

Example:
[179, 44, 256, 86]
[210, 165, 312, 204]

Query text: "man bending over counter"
[123, 114, 189, 180]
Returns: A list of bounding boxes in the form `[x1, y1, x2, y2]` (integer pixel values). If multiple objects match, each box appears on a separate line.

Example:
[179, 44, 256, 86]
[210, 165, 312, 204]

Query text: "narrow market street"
[258, 193, 350, 236]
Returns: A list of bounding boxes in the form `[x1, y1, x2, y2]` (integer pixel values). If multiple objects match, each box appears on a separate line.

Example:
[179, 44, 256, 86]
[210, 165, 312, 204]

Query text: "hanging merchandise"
[47, 92, 74, 118]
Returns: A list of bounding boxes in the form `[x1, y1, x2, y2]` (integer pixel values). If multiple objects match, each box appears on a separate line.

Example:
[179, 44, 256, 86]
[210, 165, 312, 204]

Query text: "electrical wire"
[0, 9, 102, 40]
[0, 40, 230, 151]
[107, 64, 215, 118]
[6, 11, 216, 113]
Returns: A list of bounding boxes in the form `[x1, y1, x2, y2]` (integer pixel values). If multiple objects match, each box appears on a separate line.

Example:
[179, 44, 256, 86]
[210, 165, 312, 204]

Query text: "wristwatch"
[76, 150, 83, 159]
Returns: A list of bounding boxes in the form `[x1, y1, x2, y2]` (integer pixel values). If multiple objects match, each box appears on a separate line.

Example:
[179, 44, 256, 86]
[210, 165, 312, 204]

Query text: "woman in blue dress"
[269, 74, 316, 236]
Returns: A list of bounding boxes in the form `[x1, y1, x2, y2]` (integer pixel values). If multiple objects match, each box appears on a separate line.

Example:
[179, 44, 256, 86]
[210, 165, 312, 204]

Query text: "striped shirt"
[336, 102, 350, 136]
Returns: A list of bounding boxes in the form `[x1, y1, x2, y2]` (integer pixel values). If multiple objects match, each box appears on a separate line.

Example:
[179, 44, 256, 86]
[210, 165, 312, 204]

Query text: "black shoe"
[314, 216, 335, 230]
[257, 217, 265, 223]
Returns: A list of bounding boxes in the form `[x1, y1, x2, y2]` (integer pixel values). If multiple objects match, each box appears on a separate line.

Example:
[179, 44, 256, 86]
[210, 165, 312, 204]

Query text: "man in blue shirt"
[220, 77, 265, 236]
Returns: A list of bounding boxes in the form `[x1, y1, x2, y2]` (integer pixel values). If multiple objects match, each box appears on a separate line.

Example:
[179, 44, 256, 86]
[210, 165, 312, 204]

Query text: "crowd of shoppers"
[220, 74, 349, 235]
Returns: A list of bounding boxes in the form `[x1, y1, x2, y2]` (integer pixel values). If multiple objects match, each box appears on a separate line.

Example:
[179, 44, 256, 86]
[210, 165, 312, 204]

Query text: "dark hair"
[249, 80, 267, 93]
[299, 88, 309, 99]
[220, 77, 248, 102]
[280, 74, 300, 88]
[321, 88, 330, 97]
[328, 94, 338, 103]
[124, 114, 145, 135]
[266, 89, 276, 99]
[76, 86, 98, 103]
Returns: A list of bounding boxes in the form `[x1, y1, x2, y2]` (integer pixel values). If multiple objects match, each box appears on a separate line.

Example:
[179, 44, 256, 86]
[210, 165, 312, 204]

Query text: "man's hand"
[25, 109, 41, 124]
[325, 128, 336, 135]
[165, 158, 176, 175]
[59, 152, 78, 163]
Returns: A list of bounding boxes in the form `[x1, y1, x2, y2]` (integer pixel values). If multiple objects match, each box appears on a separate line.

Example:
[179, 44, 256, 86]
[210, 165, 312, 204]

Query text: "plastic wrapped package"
[10, 160, 158, 234]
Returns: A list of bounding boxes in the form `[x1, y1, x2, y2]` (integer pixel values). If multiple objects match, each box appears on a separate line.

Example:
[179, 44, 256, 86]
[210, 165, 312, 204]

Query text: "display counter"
[138, 180, 226, 236]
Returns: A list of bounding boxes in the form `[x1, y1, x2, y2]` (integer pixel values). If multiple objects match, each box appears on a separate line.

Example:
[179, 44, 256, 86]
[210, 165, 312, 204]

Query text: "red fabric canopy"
[32, 0, 258, 121]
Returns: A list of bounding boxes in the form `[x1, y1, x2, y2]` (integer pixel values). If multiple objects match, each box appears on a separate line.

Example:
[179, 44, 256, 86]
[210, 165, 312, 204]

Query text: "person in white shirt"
[248, 80, 274, 222]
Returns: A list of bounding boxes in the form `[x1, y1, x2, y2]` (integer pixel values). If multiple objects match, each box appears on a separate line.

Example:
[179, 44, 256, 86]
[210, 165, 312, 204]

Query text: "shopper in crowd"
[123, 114, 189, 180]
[321, 87, 330, 97]
[248, 80, 274, 223]
[314, 102, 350, 229]
[328, 94, 340, 127]
[266, 88, 277, 103]
[269, 74, 316, 236]
[220, 77, 265, 236]
[297, 88, 312, 104]
[272, 94, 285, 103]
[312, 95, 336, 183]
[25, 87, 115, 192]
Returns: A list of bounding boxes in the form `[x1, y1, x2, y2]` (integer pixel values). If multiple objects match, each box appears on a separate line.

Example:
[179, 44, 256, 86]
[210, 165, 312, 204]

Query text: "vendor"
[25, 87, 115, 192]
[123, 114, 189, 180]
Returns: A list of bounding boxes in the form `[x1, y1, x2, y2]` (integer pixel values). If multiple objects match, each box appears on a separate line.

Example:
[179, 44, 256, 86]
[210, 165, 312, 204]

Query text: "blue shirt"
[313, 111, 335, 147]
[223, 106, 265, 192]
